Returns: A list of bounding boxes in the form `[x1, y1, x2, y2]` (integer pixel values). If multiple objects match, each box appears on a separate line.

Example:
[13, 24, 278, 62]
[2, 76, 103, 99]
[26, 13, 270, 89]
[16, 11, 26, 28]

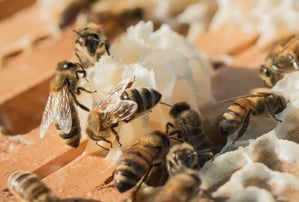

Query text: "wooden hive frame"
[0, 1, 283, 201]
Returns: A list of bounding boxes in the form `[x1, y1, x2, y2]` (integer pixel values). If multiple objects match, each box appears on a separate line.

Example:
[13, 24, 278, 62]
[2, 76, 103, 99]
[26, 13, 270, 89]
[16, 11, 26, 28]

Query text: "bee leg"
[159, 101, 173, 108]
[76, 69, 90, 82]
[69, 91, 90, 112]
[126, 76, 136, 89]
[167, 127, 184, 143]
[233, 111, 251, 144]
[104, 40, 111, 55]
[168, 131, 184, 144]
[76, 87, 97, 94]
[111, 125, 122, 147]
[75, 69, 87, 80]
[131, 163, 157, 201]
[96, 174, 115, 190]
[265, 100, 282, 122]
[165, 122, 174, 134]
[96, 141, 111, 151]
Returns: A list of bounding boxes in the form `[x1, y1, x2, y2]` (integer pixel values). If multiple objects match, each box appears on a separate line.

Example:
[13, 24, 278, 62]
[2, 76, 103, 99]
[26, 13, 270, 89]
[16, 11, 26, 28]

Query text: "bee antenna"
[160, 101, 173, 108]
[77, 63, 86, 71]
[73, 29, 83, 37]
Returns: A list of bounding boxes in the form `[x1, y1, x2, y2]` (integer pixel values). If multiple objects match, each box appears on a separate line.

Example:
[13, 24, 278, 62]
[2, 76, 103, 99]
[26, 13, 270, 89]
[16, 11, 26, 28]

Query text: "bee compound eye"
[260, 66, 271, 77]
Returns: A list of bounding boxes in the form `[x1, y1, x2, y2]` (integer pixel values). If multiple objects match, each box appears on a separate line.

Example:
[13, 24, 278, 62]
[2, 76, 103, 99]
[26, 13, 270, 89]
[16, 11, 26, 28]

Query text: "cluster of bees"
[5, 14, 299, 201]
[219, 34, 299, 144]
[6, 19, 216, 201]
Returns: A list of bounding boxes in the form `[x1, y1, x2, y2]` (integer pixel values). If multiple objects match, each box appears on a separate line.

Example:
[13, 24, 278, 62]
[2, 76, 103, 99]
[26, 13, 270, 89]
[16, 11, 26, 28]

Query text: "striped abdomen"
[121, 88, 161, 115]
[114, 147, 153, 192]
[7, 171, 59, 202]
[154, 169, 201, 202]
[219, 99, 254, 137]
[57, 102, 81, 148]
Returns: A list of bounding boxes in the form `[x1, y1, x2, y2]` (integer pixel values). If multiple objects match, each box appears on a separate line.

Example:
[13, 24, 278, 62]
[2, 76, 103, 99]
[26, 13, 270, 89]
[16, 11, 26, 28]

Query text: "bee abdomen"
[114, 149, 152, 192]
[58, 106, 81, 148]
[59, 128, 81, 148]
[7, 171, 59, 202]
[122, 88, 161, 114]
[219, 106, 246, 137]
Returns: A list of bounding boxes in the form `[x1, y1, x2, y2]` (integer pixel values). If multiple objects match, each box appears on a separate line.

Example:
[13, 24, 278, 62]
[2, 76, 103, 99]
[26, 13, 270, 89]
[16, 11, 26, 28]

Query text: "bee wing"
[39, 86, 72, 138]
[100, 78, 132, 106]
[94, 97, 121, 113]
[40, 93, 56, 138]
[113, 100, 138, 121]
[219, 94, 268, 103]
[55, 85, 72, 134]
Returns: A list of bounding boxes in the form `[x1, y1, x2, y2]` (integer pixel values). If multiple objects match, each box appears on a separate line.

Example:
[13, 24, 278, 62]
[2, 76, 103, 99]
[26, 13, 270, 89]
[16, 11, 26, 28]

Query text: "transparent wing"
[39, 86, 72, 138]
[219, 94, 267, 103]
[113, 100, 138, 121]
[96, 99, 138, 128]
[98, 78, 132, 110]
[40, 93, 56, 138]
[55, 85, 72, 134]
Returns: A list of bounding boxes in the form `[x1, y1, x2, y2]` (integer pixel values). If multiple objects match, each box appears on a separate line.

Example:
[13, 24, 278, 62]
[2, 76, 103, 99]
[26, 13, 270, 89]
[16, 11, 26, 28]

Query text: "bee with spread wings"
[86, 78, 137, 148]
[86, 77, 162, 148]
[40, 61, 93, 148]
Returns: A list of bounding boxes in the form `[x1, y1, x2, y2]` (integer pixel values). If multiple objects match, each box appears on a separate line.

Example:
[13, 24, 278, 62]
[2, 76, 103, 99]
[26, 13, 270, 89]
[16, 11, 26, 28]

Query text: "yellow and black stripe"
[7, 171, 60, 202]
[57, 101, 81, 148]
[122, 88, 161, 115]
[114, 131, 169, 193]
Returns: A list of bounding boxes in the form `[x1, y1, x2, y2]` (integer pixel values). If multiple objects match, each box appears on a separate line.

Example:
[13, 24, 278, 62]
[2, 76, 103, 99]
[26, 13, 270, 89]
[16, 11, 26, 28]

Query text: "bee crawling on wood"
[7, 171, 60, 202]
[86, 78, 162, 149]
[219, 88, 287, 143]
[74, 22, 110, 68]
[40, 61, 95, 148]
[98, 130, 170, 199]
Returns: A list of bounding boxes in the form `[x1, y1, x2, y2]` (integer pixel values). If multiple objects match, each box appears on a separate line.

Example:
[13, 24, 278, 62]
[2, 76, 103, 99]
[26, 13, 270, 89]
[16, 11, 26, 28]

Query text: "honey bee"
[219, 88, 287, 143]
[259, 34, 298, 87]
[153, 169, 202, 202]
[166, 143, 199, 176]
[86, 78, 162, 148]
[153, 143, 214, 202]
[7, 171, 60, 202]
[74, 22, 110, 68]
[102, 130, 170, 194]
[165, 102, 214, 163]
[40, 61, 93, 148]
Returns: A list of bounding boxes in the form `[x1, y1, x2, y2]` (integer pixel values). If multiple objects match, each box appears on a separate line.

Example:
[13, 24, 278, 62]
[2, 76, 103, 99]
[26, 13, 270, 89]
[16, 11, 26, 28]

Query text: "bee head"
[170, 102, 191, 118]
[57, 61, 77, 70]
[276, 53, 295, 67]
[87, 35, 101, 53]
[274, 94, 288, 114]
[75, 28, 101, 55]
[258, 65, 275, 87]
[166, 143, 198, 175]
